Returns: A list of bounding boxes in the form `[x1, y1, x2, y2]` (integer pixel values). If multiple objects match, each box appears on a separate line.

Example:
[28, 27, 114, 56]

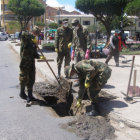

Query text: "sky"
[46, 0, 77, 12]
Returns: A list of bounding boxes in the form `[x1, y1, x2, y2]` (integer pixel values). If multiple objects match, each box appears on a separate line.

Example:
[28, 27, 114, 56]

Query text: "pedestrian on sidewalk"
[64, 60, 112, 116]
[105, 29, 127, 67]
[55, 19, 73, 77]
[19, 26, 42, 102]
[71, 18, 91, 62]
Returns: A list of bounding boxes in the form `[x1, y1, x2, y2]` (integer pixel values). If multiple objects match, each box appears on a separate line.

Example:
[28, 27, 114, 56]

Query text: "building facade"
[54, 14, 97, 27]
[124, 16, 140, 38]
[46, 5, 81, 22]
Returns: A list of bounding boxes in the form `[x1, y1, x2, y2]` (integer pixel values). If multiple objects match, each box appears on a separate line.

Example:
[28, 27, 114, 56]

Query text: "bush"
[42, 43, 55, 51]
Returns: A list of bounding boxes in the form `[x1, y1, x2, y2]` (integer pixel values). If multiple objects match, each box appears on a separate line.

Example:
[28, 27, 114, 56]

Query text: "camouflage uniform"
[55, 25, 73, 74]
[72, 25, 91, 63]
[74, 60, 112, 102]
[19, 32, 40, 91]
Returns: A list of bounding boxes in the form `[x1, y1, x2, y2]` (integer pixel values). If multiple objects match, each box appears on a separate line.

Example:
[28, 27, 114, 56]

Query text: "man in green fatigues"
[55, 19, 73, 77]
[64, 60, 112, 116]
[19, 26, 41, 102]
[71, 18, 91, 63]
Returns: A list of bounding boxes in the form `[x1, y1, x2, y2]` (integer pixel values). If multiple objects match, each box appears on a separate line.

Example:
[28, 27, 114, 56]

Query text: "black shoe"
[27, 90, 37, 102]
[116, 63, 119, 67]
[19, 92, 27, 100]
[19, 86, 27, 100]
[27, 96, 37, 102]
[86, 104, 98, 116]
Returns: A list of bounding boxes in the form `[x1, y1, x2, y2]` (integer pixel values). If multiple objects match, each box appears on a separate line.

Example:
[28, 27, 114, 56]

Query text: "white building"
[124, 16, 140, 37]
[54, 14, 98, 27]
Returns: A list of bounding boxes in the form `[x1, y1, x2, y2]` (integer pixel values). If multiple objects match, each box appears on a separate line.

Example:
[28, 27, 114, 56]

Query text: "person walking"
[105, 29, 127, 66]
[55, 19, 73, 77]
[19, 26, 42, 103]
[64, 60, 112, 116]
[71, 18, 91, 63]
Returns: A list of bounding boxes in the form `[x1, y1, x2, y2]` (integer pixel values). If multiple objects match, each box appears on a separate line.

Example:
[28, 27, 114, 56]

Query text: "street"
[0, 41, 80, 140]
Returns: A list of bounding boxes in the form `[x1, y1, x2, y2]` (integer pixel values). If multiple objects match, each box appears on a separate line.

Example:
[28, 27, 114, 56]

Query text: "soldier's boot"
[86, 102, 99, 116]
[27, 90, 37, 102]
[57, 69, 61, 78]
[116, 62, 119, 67]
[19, 86, 27, 100]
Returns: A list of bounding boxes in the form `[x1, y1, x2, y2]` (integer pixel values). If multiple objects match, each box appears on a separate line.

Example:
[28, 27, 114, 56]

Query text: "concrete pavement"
[8, 39, 140, 130]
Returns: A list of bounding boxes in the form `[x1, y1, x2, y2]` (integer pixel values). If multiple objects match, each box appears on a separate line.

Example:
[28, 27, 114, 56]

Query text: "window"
[83, 21, 90, 25]
[138, 22, 140, 27]
[4, 4, 9, 11]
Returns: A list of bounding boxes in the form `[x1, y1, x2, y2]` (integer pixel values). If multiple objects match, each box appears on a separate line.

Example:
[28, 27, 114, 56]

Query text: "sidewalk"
[8, 40, 140, 129]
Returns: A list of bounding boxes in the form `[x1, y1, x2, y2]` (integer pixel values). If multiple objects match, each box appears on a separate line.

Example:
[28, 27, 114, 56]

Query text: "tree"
[7, 21, 21, 33]
[125, 0, 140, 16]
[48, 23, 59, 29]
[8, 0, 45, 31]
[76, 0, 132, 39]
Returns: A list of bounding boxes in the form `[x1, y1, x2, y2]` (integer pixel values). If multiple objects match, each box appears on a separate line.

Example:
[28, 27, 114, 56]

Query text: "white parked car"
[0, 32, 8, 41]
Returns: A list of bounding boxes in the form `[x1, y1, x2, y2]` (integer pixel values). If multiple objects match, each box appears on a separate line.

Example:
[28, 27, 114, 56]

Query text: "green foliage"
[125, 0, 140, 16]
[42, 43, 55, 51]
[76, 0, 132, 39]
[35, 21, 47, 27]
[8, 0, 45, 30]
[111, 15, 134, 30]
[7, 21, 21, 32]
[48, 23, 59, 29]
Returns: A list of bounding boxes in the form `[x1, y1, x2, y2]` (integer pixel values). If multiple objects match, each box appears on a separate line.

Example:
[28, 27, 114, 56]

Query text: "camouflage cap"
[32, 26, 41, 35]
[71, 18, 79, 26]
[62, 18, 68, 23]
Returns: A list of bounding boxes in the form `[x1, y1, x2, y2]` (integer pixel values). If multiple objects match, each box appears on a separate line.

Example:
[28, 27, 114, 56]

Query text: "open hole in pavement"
[34, 77, 73, 117]
[34, 78, 117, 117]
[33, 77, 116, 139]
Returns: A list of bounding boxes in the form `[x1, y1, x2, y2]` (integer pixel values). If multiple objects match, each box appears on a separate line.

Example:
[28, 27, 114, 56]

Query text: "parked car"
[0, 32, 8, 41]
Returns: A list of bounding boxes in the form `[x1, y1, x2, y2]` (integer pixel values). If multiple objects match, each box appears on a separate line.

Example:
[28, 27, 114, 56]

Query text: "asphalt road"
[0, 41, 80, 140]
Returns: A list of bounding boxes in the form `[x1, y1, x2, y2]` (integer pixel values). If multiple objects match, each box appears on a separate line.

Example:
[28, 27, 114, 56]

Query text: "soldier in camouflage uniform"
[71, 18, 91, 63]
[19, 26, 41, 102]
[55, 19, 73, 77]
[64, 60, 112, 115]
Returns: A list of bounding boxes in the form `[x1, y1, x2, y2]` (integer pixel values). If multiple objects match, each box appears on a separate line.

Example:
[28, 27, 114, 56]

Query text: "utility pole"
[121, 7, 124, 31]
[2, 0, 5, 32]
[44, 0, 47, 41]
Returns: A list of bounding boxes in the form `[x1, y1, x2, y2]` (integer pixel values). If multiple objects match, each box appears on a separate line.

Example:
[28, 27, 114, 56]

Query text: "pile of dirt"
[65, 115, 115, 140]
[33, 77, 73, 116]
[70, 90, 117, 116]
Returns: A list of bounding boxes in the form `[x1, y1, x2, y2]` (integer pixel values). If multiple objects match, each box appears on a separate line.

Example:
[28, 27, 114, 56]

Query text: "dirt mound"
[66, 115, 115, 140]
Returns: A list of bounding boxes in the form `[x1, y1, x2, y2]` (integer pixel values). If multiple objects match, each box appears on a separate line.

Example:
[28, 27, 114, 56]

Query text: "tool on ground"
[124, 56, 135, 102]
[37, 45, 62, 88]
[120, 55, 132, 64]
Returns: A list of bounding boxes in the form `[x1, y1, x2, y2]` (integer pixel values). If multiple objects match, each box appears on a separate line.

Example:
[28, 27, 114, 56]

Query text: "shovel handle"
[126, 56, 135, 97]
[37, 46, 62, 88]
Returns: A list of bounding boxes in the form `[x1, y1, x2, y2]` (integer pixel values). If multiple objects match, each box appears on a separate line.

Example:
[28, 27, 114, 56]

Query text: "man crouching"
[64, 60, 112, 116]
